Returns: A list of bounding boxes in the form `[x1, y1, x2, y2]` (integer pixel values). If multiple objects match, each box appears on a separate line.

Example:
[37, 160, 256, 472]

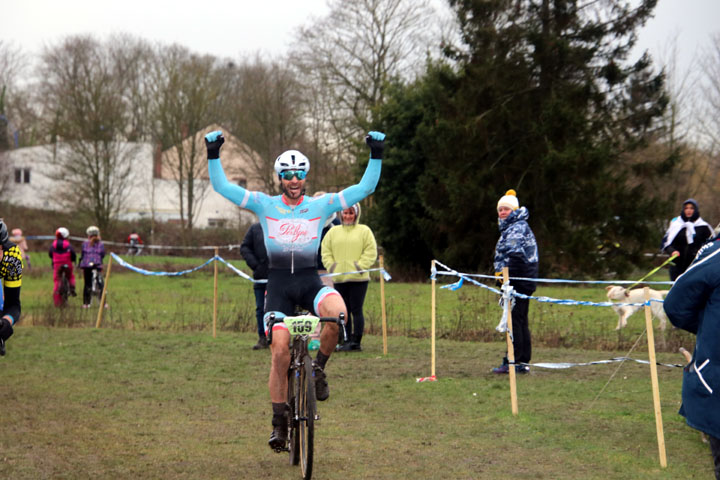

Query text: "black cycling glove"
[204, 131, 225, 160]
[365, 131, 386, 160]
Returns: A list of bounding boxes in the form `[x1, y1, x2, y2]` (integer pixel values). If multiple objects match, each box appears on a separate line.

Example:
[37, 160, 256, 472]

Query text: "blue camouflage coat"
[663, 238, 720, 439]
[493, 207, 539, 294]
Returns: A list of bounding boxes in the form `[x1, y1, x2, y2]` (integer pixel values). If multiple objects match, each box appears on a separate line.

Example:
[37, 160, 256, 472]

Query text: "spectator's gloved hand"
[204, 131, 225, 160]
[365, 131, 386, 160]
[494, 271, 503, 287]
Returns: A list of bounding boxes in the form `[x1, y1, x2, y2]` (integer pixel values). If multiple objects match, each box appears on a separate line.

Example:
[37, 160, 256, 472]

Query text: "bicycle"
[266, 312, 346, 480]
[87, 262, 104, 306]
[57, 264, 71, 306]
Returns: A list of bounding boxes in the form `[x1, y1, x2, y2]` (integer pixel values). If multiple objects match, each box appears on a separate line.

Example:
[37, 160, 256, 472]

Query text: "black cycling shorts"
[263, 268, 339, 328]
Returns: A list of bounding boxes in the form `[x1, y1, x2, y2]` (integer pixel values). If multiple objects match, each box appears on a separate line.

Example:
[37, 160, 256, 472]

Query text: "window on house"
[14, 168, 30, 184]
[208, 218, 227, 228]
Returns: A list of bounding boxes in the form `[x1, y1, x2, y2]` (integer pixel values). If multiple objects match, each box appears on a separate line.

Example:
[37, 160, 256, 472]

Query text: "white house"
[3, 126, 264, 228]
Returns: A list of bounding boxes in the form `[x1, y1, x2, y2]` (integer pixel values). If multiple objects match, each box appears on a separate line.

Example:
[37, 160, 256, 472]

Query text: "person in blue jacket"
[663, 238, 720, 479]
[491, 189, 539, 375]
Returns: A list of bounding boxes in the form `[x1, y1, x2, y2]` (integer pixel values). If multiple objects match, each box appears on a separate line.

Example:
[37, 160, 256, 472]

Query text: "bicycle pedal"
[274, 447, 289, 453]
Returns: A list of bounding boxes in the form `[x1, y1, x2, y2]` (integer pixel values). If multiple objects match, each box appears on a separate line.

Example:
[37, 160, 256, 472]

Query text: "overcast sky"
[1, 0, 719, 71]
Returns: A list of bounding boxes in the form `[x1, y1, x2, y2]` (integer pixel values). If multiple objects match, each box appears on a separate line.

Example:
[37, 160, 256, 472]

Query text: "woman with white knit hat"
[492, 189, 539, 374]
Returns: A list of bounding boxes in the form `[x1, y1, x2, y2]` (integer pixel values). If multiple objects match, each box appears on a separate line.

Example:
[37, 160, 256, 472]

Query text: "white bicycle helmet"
[274, 150, 310, 177]
[56, 227, 70, 239]
[86, 225, 100, 236]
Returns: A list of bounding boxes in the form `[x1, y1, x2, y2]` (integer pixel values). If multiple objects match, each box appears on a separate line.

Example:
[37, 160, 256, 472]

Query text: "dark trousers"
[711, 434, 720, 480]
[511, 296, 532, 364]
[334, 281, 369, 344]
[253, 285, 266, 338]
[82, 268, 96, 305]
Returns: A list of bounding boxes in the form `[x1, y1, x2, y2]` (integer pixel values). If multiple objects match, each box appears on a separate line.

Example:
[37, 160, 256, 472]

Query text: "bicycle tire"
[299, 355, 315, 480]
[59, 271, 70, 305]
[94, 272, 104, 304]
[288, 365, 300, 465]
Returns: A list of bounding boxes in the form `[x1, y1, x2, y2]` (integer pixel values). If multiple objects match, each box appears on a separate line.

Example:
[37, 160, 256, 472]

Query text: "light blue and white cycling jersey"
[208, 157, 381, 272]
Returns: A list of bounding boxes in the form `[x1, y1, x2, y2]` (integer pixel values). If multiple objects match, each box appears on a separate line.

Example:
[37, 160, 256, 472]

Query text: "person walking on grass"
[321, 203, 377, 352]
[491, 189, 538, 375]
[206, 128, 384, 450]
[241, 222, 270, 350]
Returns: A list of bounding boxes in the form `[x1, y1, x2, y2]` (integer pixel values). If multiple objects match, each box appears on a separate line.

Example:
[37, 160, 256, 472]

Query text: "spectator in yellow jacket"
[321, 203, 377, 352]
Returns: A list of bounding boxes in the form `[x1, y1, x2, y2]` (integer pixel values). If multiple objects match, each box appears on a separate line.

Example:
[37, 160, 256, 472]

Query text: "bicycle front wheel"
[288, 366, 300, 466]
[299, 355, 316, 479]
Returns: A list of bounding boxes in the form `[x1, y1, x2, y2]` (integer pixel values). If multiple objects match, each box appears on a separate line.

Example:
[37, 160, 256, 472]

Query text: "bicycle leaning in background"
[266, 313, 346, 480]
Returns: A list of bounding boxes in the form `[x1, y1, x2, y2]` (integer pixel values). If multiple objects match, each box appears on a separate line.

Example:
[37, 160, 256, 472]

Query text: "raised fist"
[204, 130, 225, 160]
[365, 131, 386, 160]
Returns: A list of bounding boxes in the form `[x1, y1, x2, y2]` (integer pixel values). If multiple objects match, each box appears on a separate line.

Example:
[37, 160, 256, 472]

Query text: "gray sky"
[1, 0, 329, 59]
[1, 0, 718, 69]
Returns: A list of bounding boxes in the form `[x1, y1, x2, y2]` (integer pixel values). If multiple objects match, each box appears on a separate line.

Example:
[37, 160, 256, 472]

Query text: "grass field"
[3, 251, 712, 479]
[1, 328, 711, 479]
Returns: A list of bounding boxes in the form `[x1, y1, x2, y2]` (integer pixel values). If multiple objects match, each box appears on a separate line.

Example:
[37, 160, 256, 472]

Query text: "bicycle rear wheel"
[299, 356, 316, 479]
[93, 271, 104, 304]
[288, 366, 300, 465]
[59, 272, 70, 305]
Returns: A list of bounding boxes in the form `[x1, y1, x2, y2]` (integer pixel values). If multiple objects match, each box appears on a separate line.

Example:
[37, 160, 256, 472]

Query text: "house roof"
[158, 124, 263, 181]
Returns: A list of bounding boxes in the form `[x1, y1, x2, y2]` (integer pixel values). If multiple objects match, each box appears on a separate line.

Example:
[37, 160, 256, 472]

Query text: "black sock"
[272, 402, 286, 417]
[316, 351, 330, 369]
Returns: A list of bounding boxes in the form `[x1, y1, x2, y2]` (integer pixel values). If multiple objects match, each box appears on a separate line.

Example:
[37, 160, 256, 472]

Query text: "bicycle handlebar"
[266, 313, 346, 346]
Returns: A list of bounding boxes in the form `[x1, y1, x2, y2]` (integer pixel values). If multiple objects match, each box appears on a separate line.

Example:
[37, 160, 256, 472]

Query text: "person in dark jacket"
[241, 222, 269, 350]
[491, 190, 539, 375]
[661, 199, 713, 280]
[663, 238, 720, 479]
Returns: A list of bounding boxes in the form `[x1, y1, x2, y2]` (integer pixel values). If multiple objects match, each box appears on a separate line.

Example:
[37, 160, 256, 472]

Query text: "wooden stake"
[644, 287, 667, 468]
[431, 260, 436, 378]
[213, 247, 219, 338]
[504, 267, 518, 416]
[95, 254, 113, 328]
[380, 255, 388, 355]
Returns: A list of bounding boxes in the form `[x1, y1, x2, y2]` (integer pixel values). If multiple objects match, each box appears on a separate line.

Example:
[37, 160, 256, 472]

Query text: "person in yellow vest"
[0, 220, 23, 356]
[321, 203, 377, 352]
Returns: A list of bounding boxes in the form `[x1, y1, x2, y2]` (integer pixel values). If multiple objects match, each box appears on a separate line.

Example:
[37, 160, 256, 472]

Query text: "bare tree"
[699, 34, 720, 156]
[0, 41, 26, 150]
[291, 0, 438, 132]
[147, 45, 223, 230]
[37, 35, 140, 230]
[220, 55, 307, 193]
[289, 0, 441, 192]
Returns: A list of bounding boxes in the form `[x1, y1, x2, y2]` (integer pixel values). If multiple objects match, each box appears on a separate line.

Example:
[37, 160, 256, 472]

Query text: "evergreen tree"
[372, 0, 674, 277]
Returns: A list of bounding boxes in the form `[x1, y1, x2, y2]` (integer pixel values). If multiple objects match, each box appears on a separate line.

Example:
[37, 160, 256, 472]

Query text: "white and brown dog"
[605, 285, 669, 331]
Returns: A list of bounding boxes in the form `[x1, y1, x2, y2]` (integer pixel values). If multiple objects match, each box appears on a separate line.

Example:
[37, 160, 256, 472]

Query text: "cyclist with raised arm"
[0, 220, 23, 356]
[206, 129, 385, 450]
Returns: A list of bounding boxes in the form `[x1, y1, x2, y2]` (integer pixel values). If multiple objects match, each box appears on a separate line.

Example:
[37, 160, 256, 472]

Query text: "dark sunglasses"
[280, 170, 307, 181]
